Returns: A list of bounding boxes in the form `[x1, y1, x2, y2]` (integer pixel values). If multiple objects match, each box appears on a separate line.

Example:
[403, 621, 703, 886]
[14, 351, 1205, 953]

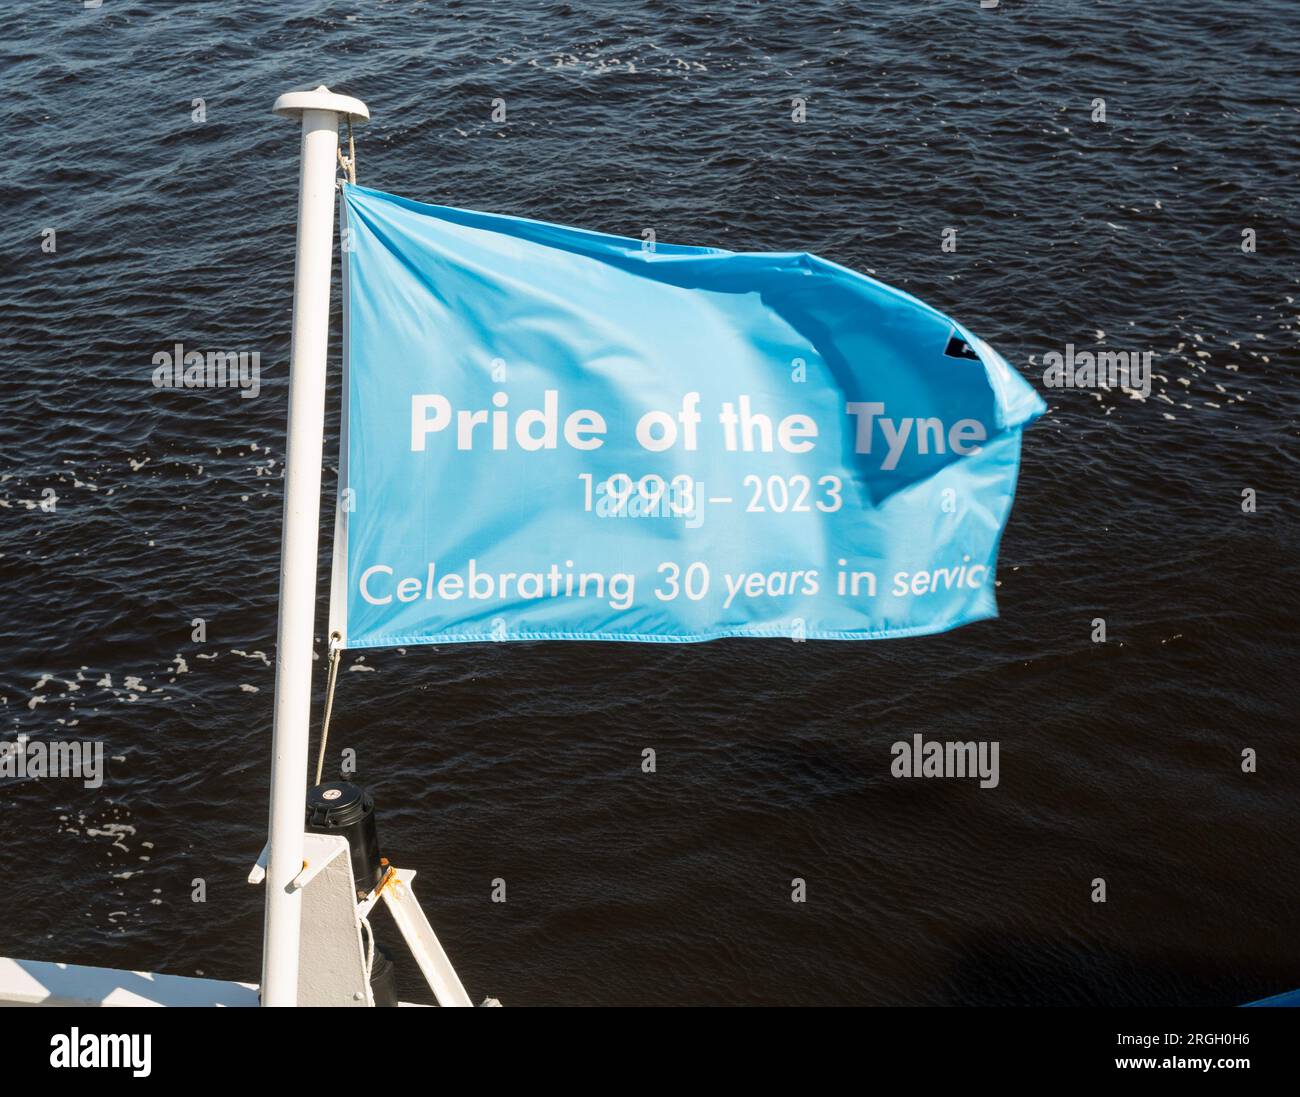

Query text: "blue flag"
[328, 183, 1044, 648]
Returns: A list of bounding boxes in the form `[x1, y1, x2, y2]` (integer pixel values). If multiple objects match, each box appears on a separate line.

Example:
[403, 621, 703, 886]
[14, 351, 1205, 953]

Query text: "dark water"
[2, 0, 1298, 1006]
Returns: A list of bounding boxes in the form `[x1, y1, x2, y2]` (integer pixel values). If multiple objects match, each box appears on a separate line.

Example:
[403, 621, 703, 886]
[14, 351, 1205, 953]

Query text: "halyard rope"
[313, 632, 343, 786]
[359, 913, 375, 991]
[336, 117, 357, 185]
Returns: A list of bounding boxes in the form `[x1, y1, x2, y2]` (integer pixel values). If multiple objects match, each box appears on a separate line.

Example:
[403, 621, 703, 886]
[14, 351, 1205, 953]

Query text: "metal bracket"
[248, 844, 269, 885]
[250, 835, 493, 1006]
[247, 833, 349, 891]
[379, 868, 474, 1007]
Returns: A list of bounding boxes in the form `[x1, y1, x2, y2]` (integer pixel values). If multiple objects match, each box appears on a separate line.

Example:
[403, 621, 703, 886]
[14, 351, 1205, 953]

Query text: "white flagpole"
[263, 86, 368, 1007]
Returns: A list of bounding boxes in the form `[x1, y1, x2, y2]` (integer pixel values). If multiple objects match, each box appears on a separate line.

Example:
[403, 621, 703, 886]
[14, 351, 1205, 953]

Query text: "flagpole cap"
[273, 85, 369, 124]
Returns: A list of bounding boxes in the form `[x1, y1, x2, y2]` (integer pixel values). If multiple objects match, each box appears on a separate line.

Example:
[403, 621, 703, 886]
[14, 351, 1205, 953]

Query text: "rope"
[314, 633, 343, 786]
[336, 116, 357, 185]
[359, 913, 375, 991]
